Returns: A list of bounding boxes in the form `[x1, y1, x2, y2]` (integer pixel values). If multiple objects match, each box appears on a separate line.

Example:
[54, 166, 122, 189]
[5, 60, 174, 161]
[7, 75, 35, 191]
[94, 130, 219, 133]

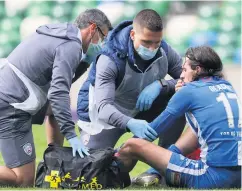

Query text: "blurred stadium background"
[0, 0, 240, 109]
[0, 0, 241, 63]
[0, 0, 241, 180]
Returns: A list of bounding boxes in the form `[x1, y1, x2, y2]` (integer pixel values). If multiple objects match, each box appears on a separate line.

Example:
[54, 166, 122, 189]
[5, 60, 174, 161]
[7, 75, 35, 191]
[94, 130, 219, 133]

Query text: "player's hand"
[136, 80, 162, 111]
[68, 137, 90, 158]
[126, 119, 158, 142]
[175, 79, 185, 92]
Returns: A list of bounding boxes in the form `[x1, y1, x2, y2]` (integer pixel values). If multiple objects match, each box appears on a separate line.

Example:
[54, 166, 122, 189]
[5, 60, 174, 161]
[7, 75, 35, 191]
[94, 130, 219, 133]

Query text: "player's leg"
[116, 138, 172, 175]
[32, 102, 64, 146]
[0, 162, 35, 187]
[117, 139, 219, 189]
[13, 160, 35, 186]
[45, 115, 64, 146]
[0, 101, 36, 187]
[80, 128, 126, 149]
[44, 104, 64, 146]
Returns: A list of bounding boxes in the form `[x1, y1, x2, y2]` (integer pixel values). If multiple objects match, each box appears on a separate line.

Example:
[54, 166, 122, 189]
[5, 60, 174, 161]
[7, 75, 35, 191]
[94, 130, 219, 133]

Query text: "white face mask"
[136, 45, 159, 60]
[87, 38, 102, 57]
[81, 49, 86, 59]
[82, 40, 102, 64]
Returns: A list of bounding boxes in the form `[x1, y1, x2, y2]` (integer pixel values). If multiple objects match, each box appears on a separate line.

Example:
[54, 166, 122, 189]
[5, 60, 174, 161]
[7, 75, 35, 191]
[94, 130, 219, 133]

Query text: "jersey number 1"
[216, 92, 242, 128]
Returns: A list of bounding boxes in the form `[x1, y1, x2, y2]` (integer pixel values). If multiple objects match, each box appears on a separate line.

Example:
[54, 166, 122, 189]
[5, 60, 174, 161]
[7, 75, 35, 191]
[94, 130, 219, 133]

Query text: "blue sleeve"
[166, 86, 192, 116]
[149, 110, 177, 134]
[149, 87, 192, 134]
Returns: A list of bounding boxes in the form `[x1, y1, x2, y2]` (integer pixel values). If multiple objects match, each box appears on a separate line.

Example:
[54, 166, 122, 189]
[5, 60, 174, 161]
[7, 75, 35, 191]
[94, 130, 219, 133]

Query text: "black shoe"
[131, 172, 161, 187]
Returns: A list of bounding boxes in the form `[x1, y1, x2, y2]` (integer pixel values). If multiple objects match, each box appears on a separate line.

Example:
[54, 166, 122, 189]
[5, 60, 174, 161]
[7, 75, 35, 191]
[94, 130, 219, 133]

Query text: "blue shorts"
[165, 152, 241, 189]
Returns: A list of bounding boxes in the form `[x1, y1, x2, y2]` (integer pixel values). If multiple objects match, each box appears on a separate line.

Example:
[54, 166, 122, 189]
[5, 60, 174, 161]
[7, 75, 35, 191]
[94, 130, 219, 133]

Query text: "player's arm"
[48, 41, 81, 140]
[95, 55, 132, 129]
[149, 86, 192, 134]
[174, 126, 199, 155]
[163, 42, 183, 95]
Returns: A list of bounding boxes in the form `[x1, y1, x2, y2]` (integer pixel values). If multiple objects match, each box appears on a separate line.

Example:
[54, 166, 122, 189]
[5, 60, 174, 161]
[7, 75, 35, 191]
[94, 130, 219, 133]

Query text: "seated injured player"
[115, 46, 241, 189]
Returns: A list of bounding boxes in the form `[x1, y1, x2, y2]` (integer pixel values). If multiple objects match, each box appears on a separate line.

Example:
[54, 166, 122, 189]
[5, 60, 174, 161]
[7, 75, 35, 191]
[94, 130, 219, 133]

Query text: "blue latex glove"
[68, 137, 90, 158]
[136, 80, 162, 111]
[126, 119, 158, 142]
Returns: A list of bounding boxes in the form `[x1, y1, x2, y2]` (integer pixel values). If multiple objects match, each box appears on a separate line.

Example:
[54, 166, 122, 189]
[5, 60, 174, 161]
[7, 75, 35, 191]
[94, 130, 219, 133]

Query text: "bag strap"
[120, 171, 131, 188]
[43, 143, 64, 161]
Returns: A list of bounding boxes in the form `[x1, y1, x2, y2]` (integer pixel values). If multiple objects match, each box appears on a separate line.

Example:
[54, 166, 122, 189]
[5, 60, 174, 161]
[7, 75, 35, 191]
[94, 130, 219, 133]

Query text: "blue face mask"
[136, 45, 159, 60]
[82, 39, 102, 64]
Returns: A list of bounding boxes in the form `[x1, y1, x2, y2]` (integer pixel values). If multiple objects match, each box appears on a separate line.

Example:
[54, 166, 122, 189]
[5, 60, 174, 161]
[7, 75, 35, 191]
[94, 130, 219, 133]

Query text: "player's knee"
[15, 173, 34, 187]
[125, 138, 145, 154]
[13, 162, 35, 187]
[118, 138, 136, 156]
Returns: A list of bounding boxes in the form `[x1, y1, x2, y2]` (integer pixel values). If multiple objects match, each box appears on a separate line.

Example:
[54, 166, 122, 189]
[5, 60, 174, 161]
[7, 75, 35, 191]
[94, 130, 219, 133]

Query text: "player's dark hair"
[185, 46, 224, 80]
[133, 9, 163, 32]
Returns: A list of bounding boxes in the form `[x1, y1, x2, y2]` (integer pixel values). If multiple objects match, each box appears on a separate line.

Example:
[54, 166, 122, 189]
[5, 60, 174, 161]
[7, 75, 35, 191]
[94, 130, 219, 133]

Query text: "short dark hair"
[74, 9, 112, 31]
[185, 46, 224, 79]
[133, 9, 163, 32]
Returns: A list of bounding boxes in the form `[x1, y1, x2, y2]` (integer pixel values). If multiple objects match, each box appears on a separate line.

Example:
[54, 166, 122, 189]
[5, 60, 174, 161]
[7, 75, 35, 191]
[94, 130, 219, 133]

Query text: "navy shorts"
[0, 99, 36, 168]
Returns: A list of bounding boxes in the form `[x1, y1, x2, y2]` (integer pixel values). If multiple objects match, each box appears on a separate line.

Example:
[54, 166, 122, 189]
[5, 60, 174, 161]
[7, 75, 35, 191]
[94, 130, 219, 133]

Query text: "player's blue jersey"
[166, 77, 241, 167]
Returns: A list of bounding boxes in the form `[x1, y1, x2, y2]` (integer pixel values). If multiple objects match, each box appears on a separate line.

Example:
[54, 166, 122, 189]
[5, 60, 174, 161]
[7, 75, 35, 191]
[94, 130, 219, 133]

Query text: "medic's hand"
[136, 80, 162, 111]
[126, 119, 158, 142]
[68, 137, 90, 158]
